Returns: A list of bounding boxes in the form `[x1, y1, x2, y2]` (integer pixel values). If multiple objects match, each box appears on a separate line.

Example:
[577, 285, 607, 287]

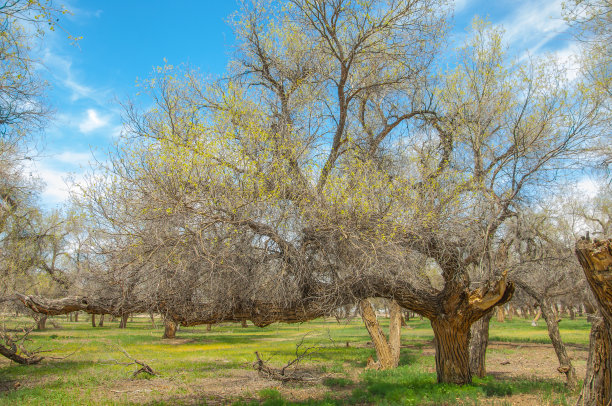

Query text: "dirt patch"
[100, 368, 334, 405]
[486, 341, 588, 381]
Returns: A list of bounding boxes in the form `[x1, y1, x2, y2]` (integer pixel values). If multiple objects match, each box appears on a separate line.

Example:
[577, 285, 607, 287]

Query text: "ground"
[0, 315, 589, 405]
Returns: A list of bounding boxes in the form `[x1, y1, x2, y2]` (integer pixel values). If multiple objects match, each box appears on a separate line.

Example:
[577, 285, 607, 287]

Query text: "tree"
[19, 3, 600, 386]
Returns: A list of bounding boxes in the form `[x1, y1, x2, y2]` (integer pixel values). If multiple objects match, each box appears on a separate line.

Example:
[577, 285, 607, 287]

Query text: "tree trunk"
[149, 313, 156, 329]
[540, 301, 577, 388]
[496, 306, 505, 323]
[575, 238, 612, 405]
[532, 308, 542, 326]
[359, 299, 400, 369]
[580, 318, 611, 406]
[241, 319, 248, 328]
[388, 300, 402, 365]
[98, 314, 104, 327]
[469, 311, 494, 378]
[119, 313, 129, 329]
[569, 307, 576, 320]
[163, 320, 177, 339]
[69, 313, 73, 322]
[36, 315, 47, 330]
[91, 314, 96, 327]
[507, 303, 513, 321]
[74, 312, 78, 322]
[206, 324, 211, 331]
[431, 317, 471, 385]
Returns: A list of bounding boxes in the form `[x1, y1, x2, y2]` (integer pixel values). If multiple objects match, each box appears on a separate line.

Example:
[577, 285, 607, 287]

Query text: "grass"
[0, 314, 588, 405]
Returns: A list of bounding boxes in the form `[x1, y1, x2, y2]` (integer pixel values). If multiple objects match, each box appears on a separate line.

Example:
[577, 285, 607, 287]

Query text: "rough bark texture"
[98, 314, 104, 327]
[581, 318, 611, 406]
[432, 317, 471, 385]
[359, 299, 399, 370]
[163, 320, 177, 339]
[91, 314, 96, 327]
[540, 301, 577, 388]
[575, 238, 612, 406]
[469, 311, 494, 378]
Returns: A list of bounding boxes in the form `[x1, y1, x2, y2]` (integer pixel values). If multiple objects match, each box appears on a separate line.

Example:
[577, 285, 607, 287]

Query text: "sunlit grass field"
[0, 314, 590, 405]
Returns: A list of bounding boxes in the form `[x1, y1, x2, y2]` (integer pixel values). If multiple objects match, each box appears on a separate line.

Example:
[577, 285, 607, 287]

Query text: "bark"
[469, 311, 494, 378]
[241, 319, 248, 328]
[74, 312, 78, 322]
[507, 303, 513, 321]
[575, 238, 612, 406]
[540, 301, 578, 388]
[69, 313, 73, 322]
[36, 315, 47, 330]
[206, 324, 211, 331]
[98, 314, 104, 327]
[388, 300, 402, 366]
[580, 318, 611, 406]
[431, 316, 472, 385]
[0, 343, 43, 365]
[91, 314, 96, 328]
[119, 314, 129, 329]
[163, 320, 177, 339]
[569, 307, 576, 320]
[575, 238, 612, 325]
[359, 299, 400, 369]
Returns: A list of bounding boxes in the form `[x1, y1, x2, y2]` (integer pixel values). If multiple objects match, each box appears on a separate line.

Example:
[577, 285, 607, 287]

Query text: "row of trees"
[2, 0, 611, 403]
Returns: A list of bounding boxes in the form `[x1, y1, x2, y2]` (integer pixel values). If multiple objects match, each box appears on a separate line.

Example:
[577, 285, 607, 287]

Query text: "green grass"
[0, 314, 588, 405]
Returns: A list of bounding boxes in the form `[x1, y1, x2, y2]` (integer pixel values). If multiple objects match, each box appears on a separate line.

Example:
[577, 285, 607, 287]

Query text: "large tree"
[20, 2, 600, 385]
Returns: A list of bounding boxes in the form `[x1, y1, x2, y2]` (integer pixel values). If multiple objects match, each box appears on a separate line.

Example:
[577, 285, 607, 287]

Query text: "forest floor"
[0, 315, 590, 405]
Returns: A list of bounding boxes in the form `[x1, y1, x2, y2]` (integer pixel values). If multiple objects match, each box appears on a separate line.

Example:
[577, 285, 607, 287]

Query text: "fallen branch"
[0, 326, 44, 365]
[252, 333, 323, 383]
[109, 346, 158, 379]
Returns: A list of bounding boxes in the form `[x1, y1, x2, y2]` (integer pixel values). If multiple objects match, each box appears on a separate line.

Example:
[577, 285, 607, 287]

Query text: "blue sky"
[27, 0, 588, 208]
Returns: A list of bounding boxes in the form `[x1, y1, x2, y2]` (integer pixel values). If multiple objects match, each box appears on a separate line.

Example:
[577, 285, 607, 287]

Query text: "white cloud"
[54, 151, 93, 166]
[577, 177, 600, 199]
[496, 0, 569, 54]
[79, 109, 109, 133]
[554, 42, 581, 81]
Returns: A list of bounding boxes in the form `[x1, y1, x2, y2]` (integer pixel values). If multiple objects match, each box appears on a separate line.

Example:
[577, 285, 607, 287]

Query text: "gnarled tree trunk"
[359, 299, 401, 370]
[98, 314, 104, 327]
[540, 300, 577, 388]
[431, 316, 471, 384]
[469, 311, 494, 378]
[580, 318, 611, 406]
[163, 320, 177, 339]
[576, 238, 612, 405]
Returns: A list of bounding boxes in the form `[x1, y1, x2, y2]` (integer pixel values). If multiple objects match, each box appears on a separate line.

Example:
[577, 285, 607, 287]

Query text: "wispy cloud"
[79, 109, 109, 133]
[495, 0, 569, 54]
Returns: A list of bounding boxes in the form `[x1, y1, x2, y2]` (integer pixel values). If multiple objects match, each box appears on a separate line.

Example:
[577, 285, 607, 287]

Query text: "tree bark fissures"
[469, 311, 493, 378]
[359, 299, 400, 370]
[432, 316, 472, 385]
[575, 238, 612, 405]
[581, 318, 611, 406]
